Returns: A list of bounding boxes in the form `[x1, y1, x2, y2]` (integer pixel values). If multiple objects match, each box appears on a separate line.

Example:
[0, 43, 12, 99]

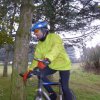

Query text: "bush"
[81, 45, 100, 74]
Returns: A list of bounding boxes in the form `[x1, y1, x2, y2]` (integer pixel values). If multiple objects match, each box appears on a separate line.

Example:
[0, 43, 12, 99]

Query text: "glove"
[37, 58, 51, 69]
[23, 70, 32, 81]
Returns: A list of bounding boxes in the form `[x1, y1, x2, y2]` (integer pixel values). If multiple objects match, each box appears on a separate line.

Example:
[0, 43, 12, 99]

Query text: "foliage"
[81, 45, 100, 74]
[0, 30, 14, 47]
[0, 0, 20, 35]
[32, 0, 100, 31]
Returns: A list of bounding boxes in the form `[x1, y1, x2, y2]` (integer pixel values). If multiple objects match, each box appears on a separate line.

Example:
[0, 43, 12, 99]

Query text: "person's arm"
[28, 45, 42, 70]
[45, 34, 63, 61]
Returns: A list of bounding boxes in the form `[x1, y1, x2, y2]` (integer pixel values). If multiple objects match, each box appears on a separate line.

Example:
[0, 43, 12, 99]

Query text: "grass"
[70, 70, 100, 100]
[0, 63, 100, 100]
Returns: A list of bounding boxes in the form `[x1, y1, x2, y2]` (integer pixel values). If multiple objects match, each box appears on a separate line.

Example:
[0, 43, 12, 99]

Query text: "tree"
[0, 0, 18, 77]
[32, 0, 100, 32]
[10, 0, 33, 100]
[0, 30, 13, 76]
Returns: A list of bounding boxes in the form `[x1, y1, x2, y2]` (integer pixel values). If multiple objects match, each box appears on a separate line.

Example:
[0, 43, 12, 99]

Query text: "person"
[23, 21, 73, 100]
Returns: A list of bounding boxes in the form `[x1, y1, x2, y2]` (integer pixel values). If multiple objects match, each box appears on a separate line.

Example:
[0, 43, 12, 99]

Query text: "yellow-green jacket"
[29, 33, 71, 71]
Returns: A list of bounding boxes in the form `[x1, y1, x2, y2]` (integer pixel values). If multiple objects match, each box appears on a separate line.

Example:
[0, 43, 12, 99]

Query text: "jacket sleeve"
[45, 34, 63, 61]
[28, 45, 42, 70]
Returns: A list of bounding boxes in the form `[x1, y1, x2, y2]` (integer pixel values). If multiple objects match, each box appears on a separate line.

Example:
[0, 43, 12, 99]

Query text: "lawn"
[0, 63, 100, 100]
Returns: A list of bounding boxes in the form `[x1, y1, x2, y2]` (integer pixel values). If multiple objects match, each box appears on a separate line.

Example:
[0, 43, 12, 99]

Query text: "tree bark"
[10, 1, 33, 100]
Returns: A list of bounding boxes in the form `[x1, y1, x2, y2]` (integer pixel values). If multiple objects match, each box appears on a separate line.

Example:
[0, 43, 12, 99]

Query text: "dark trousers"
[37, 66, 72, 100]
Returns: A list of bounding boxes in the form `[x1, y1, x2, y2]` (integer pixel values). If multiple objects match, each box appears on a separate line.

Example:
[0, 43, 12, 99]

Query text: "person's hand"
[23, 70, 32, 81]
[37, 58, 51, 69]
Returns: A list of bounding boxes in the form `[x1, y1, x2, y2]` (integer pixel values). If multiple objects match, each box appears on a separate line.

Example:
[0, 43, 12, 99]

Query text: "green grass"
[70, 70, 100, 100]
[0, 77, 11, 100]
[0, 64, 100, 100]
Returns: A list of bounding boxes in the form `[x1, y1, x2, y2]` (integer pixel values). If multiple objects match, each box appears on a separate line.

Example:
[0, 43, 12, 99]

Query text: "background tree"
[0, 30, 13, 76]
[32, 0, 100, 31]
[0, 0, 18, 76]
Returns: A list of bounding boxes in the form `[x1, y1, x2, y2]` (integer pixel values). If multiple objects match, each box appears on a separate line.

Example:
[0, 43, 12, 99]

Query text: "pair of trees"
[0, 0, 18, 76]
[0, 30, 13, 76]
[0, 0, 100, 100]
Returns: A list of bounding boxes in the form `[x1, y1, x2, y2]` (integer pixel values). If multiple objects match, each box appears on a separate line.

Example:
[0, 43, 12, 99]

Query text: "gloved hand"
[23, 70, 33, 81]
[37, 58, 51, 69]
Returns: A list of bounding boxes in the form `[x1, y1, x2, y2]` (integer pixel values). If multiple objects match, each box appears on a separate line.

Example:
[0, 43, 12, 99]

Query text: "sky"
[59, 19, 100, 59]
[86, 34, 100, 48]
[59, 19, 100, 48]
[86, 19, 100, 48]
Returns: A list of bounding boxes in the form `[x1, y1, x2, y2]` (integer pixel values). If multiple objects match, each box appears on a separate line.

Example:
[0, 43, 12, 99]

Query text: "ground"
[0, 63, 100, 100]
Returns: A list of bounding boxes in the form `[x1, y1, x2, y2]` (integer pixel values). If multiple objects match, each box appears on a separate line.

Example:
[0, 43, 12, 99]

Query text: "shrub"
[81, 45, 100, 74]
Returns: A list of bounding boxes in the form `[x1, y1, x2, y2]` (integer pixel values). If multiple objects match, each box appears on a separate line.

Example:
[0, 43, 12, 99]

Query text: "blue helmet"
[31, 21, 48, 32]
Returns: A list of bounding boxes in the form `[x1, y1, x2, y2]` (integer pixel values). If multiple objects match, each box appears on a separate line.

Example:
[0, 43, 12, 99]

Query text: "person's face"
[34, 29, 43, 40]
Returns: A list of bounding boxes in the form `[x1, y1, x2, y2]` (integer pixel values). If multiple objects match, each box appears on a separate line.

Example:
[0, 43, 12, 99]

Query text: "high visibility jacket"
[29, 33, 71, 70]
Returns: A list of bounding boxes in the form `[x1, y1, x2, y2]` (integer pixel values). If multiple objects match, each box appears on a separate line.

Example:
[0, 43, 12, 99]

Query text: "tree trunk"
[49, 17, 55, 32]
[3, 45, 9, 77]
[10, 1, 33, 100]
